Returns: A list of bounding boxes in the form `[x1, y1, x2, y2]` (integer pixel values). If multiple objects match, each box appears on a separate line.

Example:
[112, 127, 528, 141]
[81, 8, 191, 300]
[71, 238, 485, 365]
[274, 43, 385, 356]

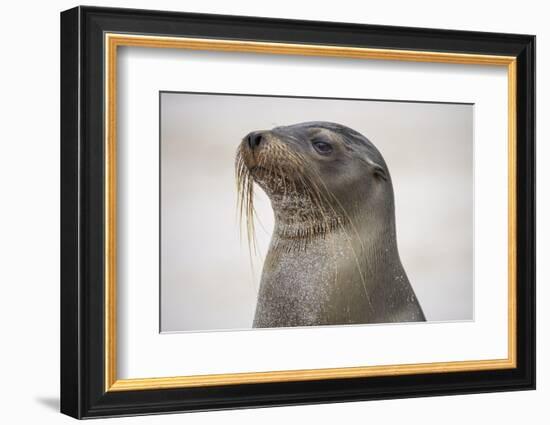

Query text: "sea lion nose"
[247, 131, 264, 149]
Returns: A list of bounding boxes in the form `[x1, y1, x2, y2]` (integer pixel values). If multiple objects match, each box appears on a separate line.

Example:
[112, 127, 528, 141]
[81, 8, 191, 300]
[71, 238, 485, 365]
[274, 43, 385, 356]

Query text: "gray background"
[160, 92, 473, 332]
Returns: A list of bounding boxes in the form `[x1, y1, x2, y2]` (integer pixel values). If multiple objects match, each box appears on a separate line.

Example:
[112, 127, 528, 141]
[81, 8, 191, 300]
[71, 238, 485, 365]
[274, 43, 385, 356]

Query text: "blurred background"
[160, 92, 473, 332]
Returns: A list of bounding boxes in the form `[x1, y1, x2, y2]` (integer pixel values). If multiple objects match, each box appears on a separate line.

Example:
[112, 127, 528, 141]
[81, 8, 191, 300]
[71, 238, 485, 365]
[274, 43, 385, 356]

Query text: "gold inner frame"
[104, 33, 517, 392]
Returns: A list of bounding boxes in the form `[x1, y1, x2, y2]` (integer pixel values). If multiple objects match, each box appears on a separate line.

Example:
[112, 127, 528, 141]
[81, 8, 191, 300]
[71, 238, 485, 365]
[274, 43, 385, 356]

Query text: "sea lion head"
[236, 121, 394, 249]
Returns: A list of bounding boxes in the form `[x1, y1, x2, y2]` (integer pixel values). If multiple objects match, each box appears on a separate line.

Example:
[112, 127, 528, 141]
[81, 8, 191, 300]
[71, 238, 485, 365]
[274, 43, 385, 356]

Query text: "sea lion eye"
[312, 140, 333, 155]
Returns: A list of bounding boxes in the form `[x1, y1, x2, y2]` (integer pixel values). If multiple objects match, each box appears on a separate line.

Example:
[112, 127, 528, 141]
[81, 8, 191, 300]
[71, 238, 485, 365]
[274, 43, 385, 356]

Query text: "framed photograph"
[60, 6, 535, 419]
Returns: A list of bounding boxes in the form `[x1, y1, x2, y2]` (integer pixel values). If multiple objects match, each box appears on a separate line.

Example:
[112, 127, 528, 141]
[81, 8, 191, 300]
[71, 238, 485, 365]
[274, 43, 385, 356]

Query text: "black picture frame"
[60, 5, 535, 419]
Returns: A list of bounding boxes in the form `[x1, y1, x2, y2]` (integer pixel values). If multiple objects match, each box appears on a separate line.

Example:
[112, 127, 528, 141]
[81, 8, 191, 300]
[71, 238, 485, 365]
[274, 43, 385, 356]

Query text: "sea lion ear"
[372, 164, 388, 181]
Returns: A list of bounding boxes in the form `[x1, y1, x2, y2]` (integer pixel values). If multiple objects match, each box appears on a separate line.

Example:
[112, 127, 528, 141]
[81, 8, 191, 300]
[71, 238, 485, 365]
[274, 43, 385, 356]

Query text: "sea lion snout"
[240, 130, 294, 174]
[241, 130, 274, 167]
[246, 130, 265, 149]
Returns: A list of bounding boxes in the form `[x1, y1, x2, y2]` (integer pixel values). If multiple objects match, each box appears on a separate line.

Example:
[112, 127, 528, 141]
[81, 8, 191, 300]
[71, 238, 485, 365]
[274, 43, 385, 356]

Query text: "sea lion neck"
[268, 189, 347, 251]
[256, 216, 419, 328]
[268, 191, 398, 258]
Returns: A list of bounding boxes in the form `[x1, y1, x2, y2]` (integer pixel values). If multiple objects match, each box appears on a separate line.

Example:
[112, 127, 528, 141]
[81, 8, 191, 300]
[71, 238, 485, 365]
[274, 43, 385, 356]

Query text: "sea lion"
[235, 121, 425, 328]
